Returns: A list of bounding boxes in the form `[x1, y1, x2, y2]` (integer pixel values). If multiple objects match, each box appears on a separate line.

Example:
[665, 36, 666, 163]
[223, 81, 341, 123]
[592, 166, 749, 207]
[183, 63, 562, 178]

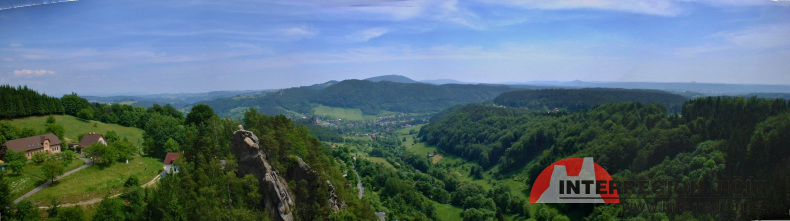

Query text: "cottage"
[74, 133, 107, 153]
[163, 152, 180, 174]
[1, 133, 62, 160]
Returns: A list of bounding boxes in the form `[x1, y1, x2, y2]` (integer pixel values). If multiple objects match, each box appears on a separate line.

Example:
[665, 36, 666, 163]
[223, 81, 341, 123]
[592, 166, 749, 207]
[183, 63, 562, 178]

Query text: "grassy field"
[313, 105, 366, 121]
[29, 156, 162, 205]
[5, 115, 144, 145]
[5, 159, 86, 200]
[432, 200, 463, 221]
[313, 105, 403, 121]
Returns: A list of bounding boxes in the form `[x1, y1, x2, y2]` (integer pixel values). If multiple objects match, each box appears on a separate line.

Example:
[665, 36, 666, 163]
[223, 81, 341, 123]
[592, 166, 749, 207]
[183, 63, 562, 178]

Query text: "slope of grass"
[5, 115, 144, 145]
[314, 105, 366, 121]
[28, 156, 162, 205]
[432, 200, 463, 221]
[5, 159, 85, 199]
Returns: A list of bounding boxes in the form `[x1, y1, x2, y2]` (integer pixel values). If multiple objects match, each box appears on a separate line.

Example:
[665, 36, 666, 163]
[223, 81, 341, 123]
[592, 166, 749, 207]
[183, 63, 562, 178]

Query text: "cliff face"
[231, 126, 295, 221]
[231, 126, 345, 221]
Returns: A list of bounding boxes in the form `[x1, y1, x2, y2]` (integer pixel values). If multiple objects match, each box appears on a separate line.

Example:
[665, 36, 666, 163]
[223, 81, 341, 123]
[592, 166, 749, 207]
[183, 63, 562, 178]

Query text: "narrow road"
[14, 157, 93, 204]
[353, 166, 363, 199]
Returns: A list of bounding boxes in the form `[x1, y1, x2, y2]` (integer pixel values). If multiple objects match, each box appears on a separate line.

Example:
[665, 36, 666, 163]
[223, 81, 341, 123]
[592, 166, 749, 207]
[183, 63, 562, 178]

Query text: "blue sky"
[1, 0, 789, 95]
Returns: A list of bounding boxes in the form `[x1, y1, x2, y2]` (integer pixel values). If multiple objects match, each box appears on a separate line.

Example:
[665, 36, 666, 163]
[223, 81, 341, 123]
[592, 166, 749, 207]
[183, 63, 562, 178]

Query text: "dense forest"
[201, 80, 517, 117]
[419, 96, 790, 219]
[0, 85, 64, 119]
[493, 88, 688, 112]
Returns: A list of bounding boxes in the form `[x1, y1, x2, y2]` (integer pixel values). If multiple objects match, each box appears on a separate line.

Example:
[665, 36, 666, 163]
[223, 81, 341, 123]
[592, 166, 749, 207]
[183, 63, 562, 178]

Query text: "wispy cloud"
[478, 0, 786, 17]
[0, 0, 78, 11]
[13, 69, 55, 77]
[676, 24, 790, 56]
[9, 43, 22, 47]
[281, 26, 319, 40]
[347, 28, 388, 42]
[720, 24, 790, 49]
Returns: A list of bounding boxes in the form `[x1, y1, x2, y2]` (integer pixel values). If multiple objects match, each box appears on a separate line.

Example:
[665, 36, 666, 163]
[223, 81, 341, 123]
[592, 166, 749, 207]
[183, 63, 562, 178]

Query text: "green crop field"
[29, 156, 163, 205]
[5, 115, 144, 145]
[313, 105, 366, 121]
[5, 159, 86, 200]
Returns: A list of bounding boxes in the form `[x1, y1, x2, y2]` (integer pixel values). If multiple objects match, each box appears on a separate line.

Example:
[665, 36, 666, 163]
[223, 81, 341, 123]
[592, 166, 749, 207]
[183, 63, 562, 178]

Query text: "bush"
[77, 108, 94, 121]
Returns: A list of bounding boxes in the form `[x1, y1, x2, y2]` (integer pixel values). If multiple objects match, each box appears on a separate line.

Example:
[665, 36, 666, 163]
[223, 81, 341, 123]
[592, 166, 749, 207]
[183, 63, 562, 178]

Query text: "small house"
[163, 152, 180, 174]
[1, 133, 62, 159]
[75, 133, 107, 153]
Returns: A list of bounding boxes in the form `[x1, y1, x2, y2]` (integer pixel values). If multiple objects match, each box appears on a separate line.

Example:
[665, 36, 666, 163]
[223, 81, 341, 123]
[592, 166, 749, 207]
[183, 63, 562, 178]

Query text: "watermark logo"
[530, 157, 618, 203]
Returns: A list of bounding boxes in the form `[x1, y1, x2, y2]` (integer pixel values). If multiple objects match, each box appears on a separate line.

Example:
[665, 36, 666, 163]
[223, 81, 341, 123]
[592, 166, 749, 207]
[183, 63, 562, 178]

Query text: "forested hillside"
[419, 97, 790, 219]
[201, 79, 517, 117]
[493, 88, 688, 111]
[0, 85, 64, 119]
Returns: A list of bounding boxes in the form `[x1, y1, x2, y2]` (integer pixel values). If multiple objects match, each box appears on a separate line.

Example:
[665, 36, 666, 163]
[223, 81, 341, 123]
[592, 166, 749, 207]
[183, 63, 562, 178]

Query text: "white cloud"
[281, 26, 319, 39]
[347, 28, 388, 42]
[9, 43, 22, 47]
[13, 69, 55, 77]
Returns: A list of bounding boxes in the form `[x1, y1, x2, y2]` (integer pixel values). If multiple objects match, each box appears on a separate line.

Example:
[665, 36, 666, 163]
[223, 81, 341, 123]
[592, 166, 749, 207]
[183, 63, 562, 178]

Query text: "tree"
[77, 108, 94, 121]
[32, 151, 48, 164]
[0, 172, 12, 218]
[93, 197, 126, 221]
[5, 149, 26, 174]
[143, 114, 185, 158]
[111, 140, 137, 162]
[42, 160, 65, 182]
[62, 93, 91, 116]
[85, 143, 116, 165]
[185, 104, 215, 126]
[105, 130, 119, 144]
[56, 206, 85, 221]
[462, 208, 495, 221]
[48, 198, 60, 218]
[164, 138, 180, 153]
[60, 150, 76, 165]
[46, 123, 65, 141]
[46, 115, 56, 124]
[14, 200, 39, 221]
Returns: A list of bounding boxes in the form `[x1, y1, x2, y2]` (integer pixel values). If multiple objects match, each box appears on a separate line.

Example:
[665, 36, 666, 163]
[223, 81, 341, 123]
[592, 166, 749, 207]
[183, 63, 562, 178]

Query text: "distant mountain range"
[83, 75, 790, 116]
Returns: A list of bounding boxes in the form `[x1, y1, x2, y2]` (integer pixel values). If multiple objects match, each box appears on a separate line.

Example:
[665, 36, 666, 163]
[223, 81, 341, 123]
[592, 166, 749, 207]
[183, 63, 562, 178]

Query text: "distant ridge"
[364, 75, 420, 84]
[420, 79, 470, 85]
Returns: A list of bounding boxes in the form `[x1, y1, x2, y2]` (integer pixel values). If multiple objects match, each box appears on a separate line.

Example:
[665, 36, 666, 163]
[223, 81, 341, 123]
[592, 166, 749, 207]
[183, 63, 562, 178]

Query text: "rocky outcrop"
[287, 156, 345, 212]
[231, 126, 295, 221]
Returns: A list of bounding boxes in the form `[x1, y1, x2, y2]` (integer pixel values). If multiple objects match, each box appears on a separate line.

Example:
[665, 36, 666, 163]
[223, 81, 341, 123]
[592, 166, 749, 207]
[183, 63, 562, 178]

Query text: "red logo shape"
[530, 157, 618, 203]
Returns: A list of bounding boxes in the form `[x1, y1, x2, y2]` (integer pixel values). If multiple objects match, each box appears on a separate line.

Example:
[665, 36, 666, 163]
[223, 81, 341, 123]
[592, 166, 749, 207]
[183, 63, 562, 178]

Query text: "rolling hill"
[493, 88, 689, 111]
[200, 79, 519, 117]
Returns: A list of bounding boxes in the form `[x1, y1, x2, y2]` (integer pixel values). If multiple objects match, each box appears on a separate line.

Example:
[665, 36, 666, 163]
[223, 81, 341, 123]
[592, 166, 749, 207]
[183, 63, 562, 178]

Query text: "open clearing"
[6, 115, 144, 145]
[28, 156, 162, 205]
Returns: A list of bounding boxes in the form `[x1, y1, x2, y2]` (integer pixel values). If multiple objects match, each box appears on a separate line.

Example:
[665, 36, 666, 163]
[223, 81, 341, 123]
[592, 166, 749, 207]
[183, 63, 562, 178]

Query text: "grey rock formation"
[231, 126, 295, 221]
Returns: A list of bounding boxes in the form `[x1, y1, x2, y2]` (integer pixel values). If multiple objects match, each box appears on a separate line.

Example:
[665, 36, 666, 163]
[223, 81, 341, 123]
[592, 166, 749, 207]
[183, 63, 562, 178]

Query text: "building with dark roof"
[74, 133, 107, 153]
[1, 133, 62, 159]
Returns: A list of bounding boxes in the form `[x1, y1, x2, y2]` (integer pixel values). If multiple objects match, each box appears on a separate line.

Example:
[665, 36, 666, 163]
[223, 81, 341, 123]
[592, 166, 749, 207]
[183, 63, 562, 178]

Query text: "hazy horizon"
[2, 0, 790, 95]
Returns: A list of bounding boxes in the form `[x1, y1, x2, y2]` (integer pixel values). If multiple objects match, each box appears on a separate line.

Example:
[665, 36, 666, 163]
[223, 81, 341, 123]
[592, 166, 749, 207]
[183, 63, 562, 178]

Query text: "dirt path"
[14, 157, 93, 204]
